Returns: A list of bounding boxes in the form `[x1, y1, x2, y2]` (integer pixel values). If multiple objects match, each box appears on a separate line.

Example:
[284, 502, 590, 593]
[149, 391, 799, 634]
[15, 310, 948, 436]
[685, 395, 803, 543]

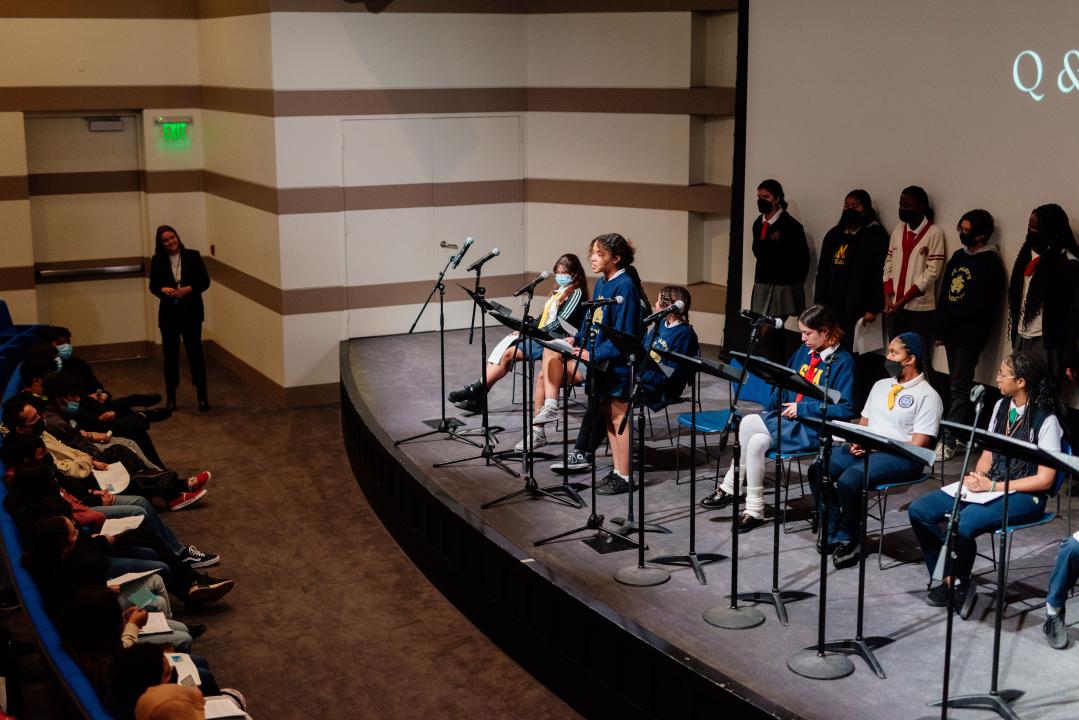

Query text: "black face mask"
[31, 418, 46, 436]
[898, 209, 920, 226]
[884, 359, 905, 377]
[840, 208, 862, 227]
[757, 198, 774, 214]
[959, 232, 977, 247]
[1028, 231, 1049, 254]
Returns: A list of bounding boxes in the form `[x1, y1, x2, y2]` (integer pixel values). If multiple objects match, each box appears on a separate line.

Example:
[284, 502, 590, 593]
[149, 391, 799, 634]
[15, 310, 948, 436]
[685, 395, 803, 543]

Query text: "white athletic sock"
[544, 398, 556, 408]
[1047, 604, 1060, 617]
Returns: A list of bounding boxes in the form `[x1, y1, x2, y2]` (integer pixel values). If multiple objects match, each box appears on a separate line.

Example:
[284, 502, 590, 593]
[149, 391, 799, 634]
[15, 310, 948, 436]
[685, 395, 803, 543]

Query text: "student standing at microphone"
[751, 179, 810, 362]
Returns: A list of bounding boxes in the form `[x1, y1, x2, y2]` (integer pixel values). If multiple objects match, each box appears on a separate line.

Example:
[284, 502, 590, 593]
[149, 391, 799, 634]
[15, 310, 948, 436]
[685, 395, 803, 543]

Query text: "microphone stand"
[435, 260, 517, 477]
[788, 353, 856, 679]
[394, 248, 476, 447]
[703, 318, 767, 630]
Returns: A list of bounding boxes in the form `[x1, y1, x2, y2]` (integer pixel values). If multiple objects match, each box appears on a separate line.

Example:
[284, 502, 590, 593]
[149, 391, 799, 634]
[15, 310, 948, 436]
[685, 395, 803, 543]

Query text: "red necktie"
[760, 220, 770, 241]
[795, 353, 821, 402]
[1024, 255, 1041, 277]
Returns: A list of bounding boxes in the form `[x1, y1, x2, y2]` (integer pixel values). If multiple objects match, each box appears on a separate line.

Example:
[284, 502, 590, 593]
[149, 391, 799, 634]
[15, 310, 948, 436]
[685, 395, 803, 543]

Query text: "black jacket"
[933, 247, 1006, 350]
[148, 248, 211, 328]
[814, 221, 889, 324]
[752, 212, 810, 286]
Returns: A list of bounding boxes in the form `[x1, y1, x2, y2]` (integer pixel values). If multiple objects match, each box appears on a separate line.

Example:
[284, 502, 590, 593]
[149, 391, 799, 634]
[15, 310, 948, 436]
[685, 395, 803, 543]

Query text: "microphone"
[970, 383, 986, 408]
[465, 247, 500, 272]
[739, 309, 784, 329]
[513, 271, 549, 297]
[450, 236, 475, 269]
[642, 300, 685, 326]
[581, 296, 624, 308]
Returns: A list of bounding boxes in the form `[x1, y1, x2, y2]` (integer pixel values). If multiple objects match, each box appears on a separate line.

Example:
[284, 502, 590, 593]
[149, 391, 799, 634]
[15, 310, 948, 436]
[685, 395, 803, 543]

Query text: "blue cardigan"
[761, 344, 856, 454]
[579, 270, 643, 378]
[641, 321, 699, 405]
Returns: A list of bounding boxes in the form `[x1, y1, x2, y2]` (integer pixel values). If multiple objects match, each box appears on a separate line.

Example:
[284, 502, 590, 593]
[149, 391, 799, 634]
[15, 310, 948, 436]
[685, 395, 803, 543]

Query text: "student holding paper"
[637, 286, 700, 410]
[809, 332, 942, 569]
[448, 253, 586, 416]
[931, 209, 1005, 461]
[908, 351, 1063, 617]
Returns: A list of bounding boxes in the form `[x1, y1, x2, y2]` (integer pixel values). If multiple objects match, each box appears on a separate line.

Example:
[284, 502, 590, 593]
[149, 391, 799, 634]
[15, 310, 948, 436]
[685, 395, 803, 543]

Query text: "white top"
[987, 398, 1062, 452]
[861, 373, 943, 442]
[169, 253, 182, 284]
[760, 208, 784, 225]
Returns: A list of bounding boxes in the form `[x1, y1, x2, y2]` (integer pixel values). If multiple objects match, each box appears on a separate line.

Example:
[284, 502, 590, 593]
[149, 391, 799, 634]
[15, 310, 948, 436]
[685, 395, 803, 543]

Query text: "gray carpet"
[9, 353, 578, 719]
[346, 329, 1079, 720]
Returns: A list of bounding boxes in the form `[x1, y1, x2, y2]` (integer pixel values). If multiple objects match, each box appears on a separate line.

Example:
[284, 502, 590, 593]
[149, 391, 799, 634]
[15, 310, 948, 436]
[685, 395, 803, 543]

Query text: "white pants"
[718, 413, 772, 519]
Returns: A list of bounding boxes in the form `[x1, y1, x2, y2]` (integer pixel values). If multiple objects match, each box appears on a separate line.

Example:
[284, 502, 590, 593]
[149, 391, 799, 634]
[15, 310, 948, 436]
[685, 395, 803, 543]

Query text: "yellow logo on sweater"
[833, 243, 849, 266]
[799, 362, 823, 385]
[947, 267, 971, 303]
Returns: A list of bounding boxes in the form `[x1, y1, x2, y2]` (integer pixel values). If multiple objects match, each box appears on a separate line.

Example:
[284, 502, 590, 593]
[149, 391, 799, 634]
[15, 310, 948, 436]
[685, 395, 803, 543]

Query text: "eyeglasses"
[995, 371, 1017, 381]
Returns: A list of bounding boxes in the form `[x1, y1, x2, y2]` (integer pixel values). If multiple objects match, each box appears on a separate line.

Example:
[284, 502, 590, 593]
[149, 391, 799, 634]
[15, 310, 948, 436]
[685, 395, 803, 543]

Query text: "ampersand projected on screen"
[1014, 49, 1079, 101]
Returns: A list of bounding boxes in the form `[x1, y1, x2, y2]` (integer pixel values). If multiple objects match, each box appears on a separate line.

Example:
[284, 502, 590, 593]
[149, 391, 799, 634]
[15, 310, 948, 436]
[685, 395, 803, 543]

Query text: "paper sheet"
[166, 653, 202, 686]
[125, 586, 156, 609]
[107, 569, 159, 587]
[558, 318, 578, 338]
[852, 316, 884, 354]
[92, 462, 130, 493]
[487, 332, 519, 364]
[941, 480, 1008, 505]
[100, 515, 144, 537]
[138, 612, 172, 635]
[203, 696, 249, 719]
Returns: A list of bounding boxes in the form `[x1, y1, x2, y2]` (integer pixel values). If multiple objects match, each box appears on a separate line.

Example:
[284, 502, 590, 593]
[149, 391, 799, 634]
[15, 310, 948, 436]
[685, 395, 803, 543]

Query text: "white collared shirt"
[862, 373, 943, 442]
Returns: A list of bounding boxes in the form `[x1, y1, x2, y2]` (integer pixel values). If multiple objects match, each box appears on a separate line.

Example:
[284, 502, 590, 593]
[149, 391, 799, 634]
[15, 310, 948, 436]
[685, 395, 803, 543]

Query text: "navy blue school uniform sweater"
[577, 270, 643, 380]
[640, 321, 700, 408]
[761, 344, 856, 454]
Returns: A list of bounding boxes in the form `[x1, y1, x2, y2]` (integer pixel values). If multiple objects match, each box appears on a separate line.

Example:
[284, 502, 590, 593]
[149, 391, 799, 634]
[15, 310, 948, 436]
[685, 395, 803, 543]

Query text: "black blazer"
[751, 211, 810, 286]
[149, 248, 211, 327]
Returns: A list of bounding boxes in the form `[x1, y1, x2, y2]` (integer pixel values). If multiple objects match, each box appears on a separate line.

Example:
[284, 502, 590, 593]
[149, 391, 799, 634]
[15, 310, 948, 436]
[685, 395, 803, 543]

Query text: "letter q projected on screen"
[1013, 49, 1079, 101]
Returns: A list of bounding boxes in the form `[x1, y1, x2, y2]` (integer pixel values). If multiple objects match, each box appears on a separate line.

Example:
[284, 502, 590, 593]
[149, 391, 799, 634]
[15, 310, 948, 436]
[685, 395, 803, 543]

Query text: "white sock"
[616, 471, 630, 480]
[544, 399, 556, 408]
[1048, 604, 1060, 617]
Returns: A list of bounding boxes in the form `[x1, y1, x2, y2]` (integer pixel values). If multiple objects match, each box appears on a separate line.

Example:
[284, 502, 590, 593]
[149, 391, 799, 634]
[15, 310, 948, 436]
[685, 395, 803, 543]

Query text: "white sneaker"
[934, 442, 945, 462]
[514, 427, 547, 451]
[532, 404, 560, 425]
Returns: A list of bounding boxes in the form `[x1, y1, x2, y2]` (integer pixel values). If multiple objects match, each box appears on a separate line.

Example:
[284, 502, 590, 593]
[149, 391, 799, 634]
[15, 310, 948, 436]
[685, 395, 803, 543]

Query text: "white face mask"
[554, 273, 573, 287]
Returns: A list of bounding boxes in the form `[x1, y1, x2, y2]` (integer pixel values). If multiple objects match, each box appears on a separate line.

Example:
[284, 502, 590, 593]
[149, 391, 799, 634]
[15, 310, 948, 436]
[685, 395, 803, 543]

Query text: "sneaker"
[448, 383, 479, 403]
[699, 489, 739, 510]
[816, 537, 838, 555]
[953, 580, 978, 620]
[188, 623, 208, 639]
[188, 471, 212, 493]
[1044, 611, 1069, 649]
[735, 512, 766, 534]
[220, 688, 248, 712]
[181, 545, 220, 569]
[186, 574, 235, 603]
[926, 583, 950, 607]
[532, 404, 560, 425]
[934, 442, 945, 462]
[597, 472, 635, 495]
[141, 407, 173, 423]
[455, 397, 484, 415]
[551, 449, 591, 473]
[513, 427, 547, 451]
[168, 489, 207, 511]
[832, 541, 861, 569]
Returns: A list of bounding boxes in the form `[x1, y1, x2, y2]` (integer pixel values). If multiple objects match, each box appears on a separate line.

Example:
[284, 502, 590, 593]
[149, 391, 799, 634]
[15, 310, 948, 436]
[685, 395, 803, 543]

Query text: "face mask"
[959, 232, 977, 247]
[1028, 231, 1048, 254]
[757, 198, 774, 214]
[554, 273, 573, 287]
[840, 208, 862, 227]
[31, 418, 46, 436]
[65, 400, 80, 415]
[56, 343, 73, 361]
[898, 209, 919, 226]
[884, 359, 905, 378]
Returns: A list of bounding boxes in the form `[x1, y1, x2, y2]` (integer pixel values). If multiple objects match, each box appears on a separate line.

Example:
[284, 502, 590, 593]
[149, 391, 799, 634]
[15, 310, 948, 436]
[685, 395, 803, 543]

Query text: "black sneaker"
[181, 545, 220, 569]
[832, 541, 861, 569]
[816, 537, 838, 555]
[454, 397, 484, 415]
[700, 489, 739, 510]
[187, 574, 235, 603]
[926, 583, 950, 607]
[735, 512, 766, 534]
[551, 449, 592, 473]
[448, 384, 476, 403]
[1044, 611, 1069, 649]
[597, 472, 635, 495]
[953, 581, 978, 620]
[141, 407, 173, 423]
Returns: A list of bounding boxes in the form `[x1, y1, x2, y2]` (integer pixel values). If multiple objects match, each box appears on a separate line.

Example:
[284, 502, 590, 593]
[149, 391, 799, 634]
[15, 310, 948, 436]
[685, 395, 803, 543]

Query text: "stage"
[340, 329, 1079, 720]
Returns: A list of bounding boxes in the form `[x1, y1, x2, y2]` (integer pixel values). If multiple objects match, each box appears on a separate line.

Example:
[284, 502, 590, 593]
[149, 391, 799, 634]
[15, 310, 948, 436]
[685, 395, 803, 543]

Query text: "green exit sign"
[161, 122, 187, 142]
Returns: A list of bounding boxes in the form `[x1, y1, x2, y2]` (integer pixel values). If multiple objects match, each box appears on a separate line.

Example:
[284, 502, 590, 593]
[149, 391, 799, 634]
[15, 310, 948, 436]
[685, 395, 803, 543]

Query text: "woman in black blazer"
[149, 225, 211, 411]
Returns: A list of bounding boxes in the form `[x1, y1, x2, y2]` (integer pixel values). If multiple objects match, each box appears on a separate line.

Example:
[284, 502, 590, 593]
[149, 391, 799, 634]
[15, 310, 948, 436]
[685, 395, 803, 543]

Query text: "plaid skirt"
[751, 282, 804, 318]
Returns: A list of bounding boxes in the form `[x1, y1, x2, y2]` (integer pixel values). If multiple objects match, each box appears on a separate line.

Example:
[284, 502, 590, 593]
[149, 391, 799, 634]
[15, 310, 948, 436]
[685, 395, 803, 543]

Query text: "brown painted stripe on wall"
[0, 175, 29, 201]
[0, 267, 35, 292]
[272, 87, 528, 117]
[346, 273, 533, 310]
[139, 169, 205, 194]
[278, 186, 344, 215]
[0, 1, 197, 18]
[200, 86, 276, 117]
[28, 170, 141, 196]
[528, 87, 735, 115]
[527, 179, 730, 213]
[203, 256, 282, 313]
[0, 86, 200, 113]
[281, 285, 347, 315]
[639, 280, 726, 316]
[204, 171, 278, 214]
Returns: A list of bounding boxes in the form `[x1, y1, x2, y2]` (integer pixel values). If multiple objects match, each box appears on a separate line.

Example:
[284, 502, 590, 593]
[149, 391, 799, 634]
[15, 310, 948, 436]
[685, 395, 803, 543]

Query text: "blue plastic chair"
[868, 472, 932, 570]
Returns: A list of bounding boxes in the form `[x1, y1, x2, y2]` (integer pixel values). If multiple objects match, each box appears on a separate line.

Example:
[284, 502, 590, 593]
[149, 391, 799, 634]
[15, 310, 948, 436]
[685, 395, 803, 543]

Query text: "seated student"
[637, 285, 700, 410]
[449, 254, 586, 415]
[701, 304, 856, 533]
[112, 643, 231, 720]
[811, 332, 942, 569]
[4, 393, 209, 512]
[909, 351, 1063, 618]
[1043, 533, 1079, 649]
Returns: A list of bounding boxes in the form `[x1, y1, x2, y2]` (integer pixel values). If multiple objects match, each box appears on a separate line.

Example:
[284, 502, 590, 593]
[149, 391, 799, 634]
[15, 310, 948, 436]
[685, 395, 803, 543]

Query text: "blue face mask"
[65, 400, 80, 415]
[554, 273, 573, 287]
[56, 343, 74, 361]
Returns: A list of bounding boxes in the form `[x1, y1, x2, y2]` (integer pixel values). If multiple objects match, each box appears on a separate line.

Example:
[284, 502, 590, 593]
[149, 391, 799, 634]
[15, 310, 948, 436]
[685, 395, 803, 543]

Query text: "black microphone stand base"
[736, 589, 814, 627]
[395, 416, 478, 448]
[612, 518, 673, 536]
[929, 690, 1024, 720]
[787, 648, 856, 680]
[817, 636, 894, 679]
[533, 511, 641, 548]
[481, 476, 580, 510]
[649, 551, 727, 585]
[536, 482, 585, 508]
[434, 447, 520, 478]
[613, 564, 670, 587]
[703, 604, 765, 630]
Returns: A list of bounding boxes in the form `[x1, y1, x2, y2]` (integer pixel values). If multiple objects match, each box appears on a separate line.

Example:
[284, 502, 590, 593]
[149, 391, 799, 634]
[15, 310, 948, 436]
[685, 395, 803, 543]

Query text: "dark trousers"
[573, 391, 608, 456]
[1047, 536, 1079, 611]
[162, 320, 207, 399]
[941, 343, 982, 448]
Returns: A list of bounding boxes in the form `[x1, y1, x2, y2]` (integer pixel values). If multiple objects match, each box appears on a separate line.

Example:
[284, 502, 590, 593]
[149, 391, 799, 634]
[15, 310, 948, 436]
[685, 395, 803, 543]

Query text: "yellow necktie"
[887, 383, 904, 410]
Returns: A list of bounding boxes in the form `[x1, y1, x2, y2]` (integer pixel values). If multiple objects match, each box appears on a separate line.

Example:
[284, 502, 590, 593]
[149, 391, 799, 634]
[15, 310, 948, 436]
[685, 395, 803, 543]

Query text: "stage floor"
[345, 330, 1079, 720]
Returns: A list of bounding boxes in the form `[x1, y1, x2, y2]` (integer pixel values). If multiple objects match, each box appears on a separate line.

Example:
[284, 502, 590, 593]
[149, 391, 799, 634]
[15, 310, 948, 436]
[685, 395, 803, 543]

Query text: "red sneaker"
[188, 471, 212, 492]
[168, 489, 207, 511]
